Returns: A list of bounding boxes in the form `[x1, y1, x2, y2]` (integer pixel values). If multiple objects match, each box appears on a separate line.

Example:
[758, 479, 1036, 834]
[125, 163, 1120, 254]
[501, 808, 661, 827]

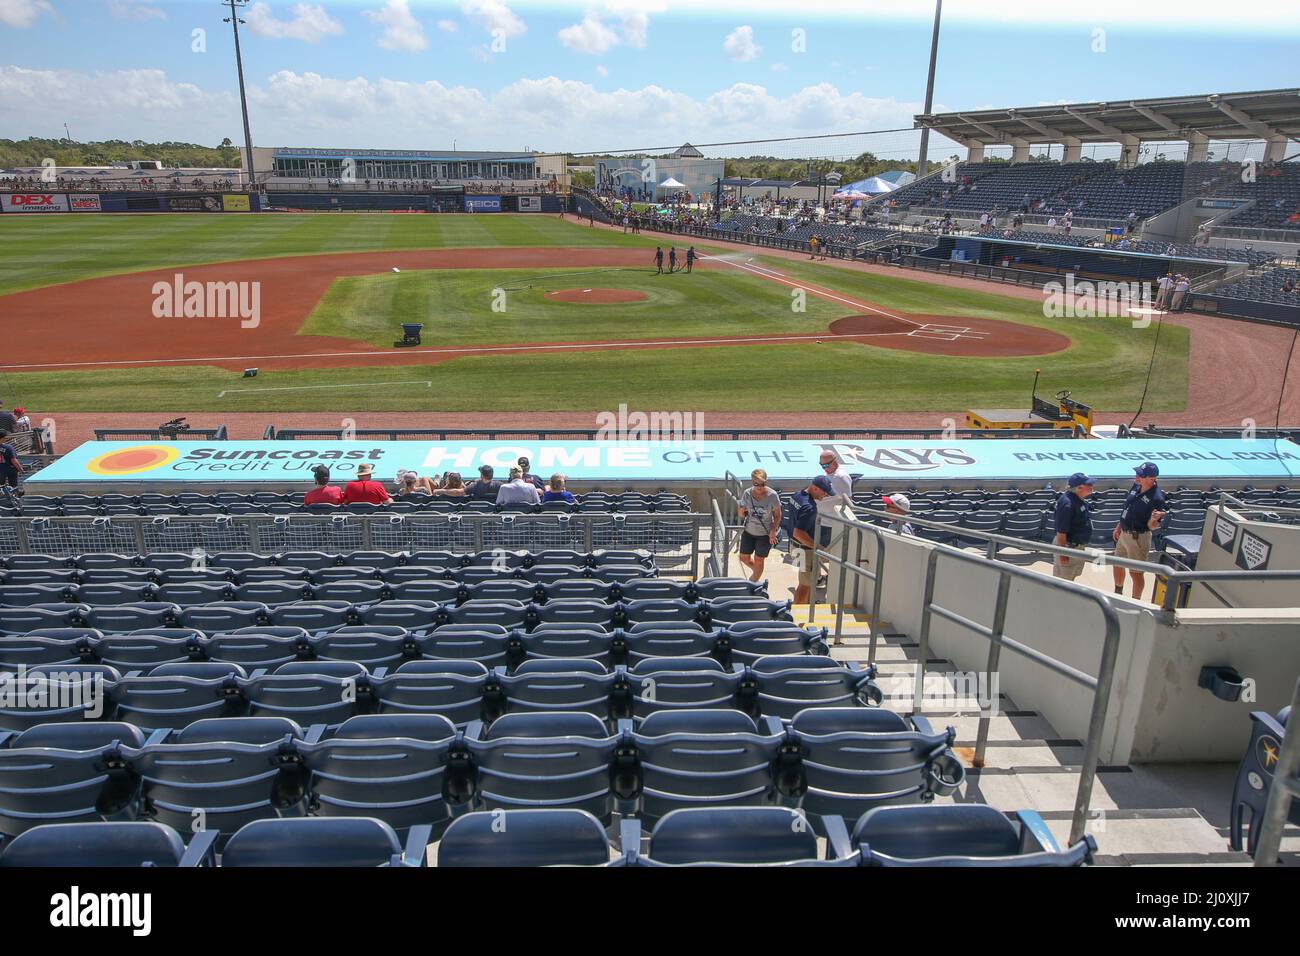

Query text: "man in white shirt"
[816, 450, 853, 516]
[1171, 274, 1191, 312]
[495, 467, 541, 506]
[1155, 272, 1174, 310]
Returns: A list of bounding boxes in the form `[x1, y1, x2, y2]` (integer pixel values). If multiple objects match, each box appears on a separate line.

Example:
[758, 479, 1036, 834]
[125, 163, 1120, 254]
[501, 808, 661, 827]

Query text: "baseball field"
[0, 212, 1189, 414]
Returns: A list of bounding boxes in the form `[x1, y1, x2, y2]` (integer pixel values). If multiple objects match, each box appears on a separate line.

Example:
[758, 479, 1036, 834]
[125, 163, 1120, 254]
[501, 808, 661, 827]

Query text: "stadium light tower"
[222, 0, 257, 190]
[915, 0, 943, 178]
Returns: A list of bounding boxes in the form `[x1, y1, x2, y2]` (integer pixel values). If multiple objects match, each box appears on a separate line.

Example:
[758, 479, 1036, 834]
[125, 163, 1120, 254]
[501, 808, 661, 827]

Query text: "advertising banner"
[68, 194, 102, 212]
[518, 195, 542, 212]
[221, 193, 251, 211]
[166, 196, 223, 212]
[1, 193, 68, 213]
[25, 438, 1300, 485]
[465, 196, 501, 213]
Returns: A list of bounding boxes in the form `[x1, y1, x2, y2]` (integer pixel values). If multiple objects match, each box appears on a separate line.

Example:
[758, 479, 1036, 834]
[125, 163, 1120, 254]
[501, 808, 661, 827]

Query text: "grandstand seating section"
[1211, 267, 1300, 305]
[0, 527, 1107, 867]
[878, 157, 1300, 236]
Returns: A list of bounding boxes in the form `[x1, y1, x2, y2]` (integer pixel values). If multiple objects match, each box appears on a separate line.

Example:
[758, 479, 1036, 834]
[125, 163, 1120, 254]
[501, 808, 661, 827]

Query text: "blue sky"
[1, 0, 1296, 158]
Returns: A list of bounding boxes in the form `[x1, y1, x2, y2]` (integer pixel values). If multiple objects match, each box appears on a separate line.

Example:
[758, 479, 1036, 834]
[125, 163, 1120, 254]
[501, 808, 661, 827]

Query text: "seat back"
[220, 817, 404, 867]
[437, 809, 611, 867]
[0, 821, 187, 867]
[645, 807, 818, 866]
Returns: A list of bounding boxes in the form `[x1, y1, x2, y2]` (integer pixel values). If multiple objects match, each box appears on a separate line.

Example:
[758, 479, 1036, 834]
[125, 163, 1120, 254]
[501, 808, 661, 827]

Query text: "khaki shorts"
[796, 547, 818, 588]
[1113, 530, 1152, 561]
[1053, 550, 1088, 581]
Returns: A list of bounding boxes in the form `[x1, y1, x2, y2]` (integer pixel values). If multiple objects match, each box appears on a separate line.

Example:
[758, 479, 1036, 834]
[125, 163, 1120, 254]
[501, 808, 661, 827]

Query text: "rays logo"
[816, 443, 977, 473]
[86, 445, 181, 476]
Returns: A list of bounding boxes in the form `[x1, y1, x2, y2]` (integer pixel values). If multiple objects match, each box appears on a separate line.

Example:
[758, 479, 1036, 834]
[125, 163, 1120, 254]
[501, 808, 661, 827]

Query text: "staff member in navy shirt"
[1111, 461, 1168, 599]
[1052, 472, 1095, 580]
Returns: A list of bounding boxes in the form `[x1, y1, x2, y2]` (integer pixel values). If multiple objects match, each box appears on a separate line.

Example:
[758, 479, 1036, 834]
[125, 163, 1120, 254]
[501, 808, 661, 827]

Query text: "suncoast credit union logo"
[86, 445, 181, 475]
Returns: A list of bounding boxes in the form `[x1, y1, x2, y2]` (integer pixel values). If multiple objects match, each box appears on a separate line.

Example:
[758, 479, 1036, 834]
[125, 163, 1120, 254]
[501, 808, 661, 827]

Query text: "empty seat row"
[0, 653, 861, 733]
[0, 575, 761, 605]
[2, 620, 826, 672]
[0, 548, 655, 572]
[4, 491, 690, 511]
[0, 804, 1095, 867]
[0, 597, 793, 636]
[0, 703, 966, 844]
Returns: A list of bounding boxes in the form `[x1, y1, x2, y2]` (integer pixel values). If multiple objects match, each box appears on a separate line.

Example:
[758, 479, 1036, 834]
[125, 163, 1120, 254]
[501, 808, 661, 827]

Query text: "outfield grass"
[0, 214, 1189, 413]
[0, 213, 656, 296]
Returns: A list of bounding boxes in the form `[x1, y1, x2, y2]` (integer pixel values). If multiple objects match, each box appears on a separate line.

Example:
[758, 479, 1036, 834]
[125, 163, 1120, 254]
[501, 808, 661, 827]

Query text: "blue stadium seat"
[520, 626, 613, 666]
[126, 716, 311, 843]
[623, 623, 717, 665]
[634, 806, 855, 867]
[0, 722, 147, 838]
[851, 805, 1095, 866]
[301, 714, 458, 838]
[416, 625, 512, 669]
[111, 664, 247, 731]
[0, 821, 205, 867]
[745, 658, 882, 721]
[1229, 703, 1296, 857]
[789, 708, 964, 826]
[465, 712, 625, 822]
[436, 808, 615, 867]
[632, 709, 790, 825]
[722, 621, 828, 666]
[204, 629, 305, 669]
[629, 666, 743, 722]
[370, 661, 490, 728]
[94, 630, 200, 672]
[310, 629, 407, 669]
[219, 816, 427, 867]
[239, 670, 365, 732]
[497, 669, 624, 723]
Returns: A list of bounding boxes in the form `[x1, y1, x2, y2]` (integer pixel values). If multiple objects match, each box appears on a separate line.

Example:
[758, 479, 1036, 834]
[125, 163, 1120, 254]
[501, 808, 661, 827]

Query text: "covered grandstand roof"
[916, 88, 1300, 146]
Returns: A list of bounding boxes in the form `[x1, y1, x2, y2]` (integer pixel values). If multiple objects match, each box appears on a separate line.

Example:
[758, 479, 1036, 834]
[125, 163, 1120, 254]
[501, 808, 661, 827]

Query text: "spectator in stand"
[790, 476, 835, 605]
[882, 493, 915, 536]
[1281, 276, 1296, 294]
[395, 469, 434, 496]
[736, 468, 781, 583]
[496, 467, 541, 506]
[467, 464, 501, 500]
[303, 465, 343, 506]
[1171, 274, 1191, 311]
[542, 474, 578, 505]
[342, 463, 391, 505]
[517, 457, 546, 492]
[0, 431, 23, 494]
[1155, 272, 1175, 310]
[0, 402, 15, 433]
[10, 407, 30, 431]
[1126, 210, 1138, 235]
[434, 472, 467, 497]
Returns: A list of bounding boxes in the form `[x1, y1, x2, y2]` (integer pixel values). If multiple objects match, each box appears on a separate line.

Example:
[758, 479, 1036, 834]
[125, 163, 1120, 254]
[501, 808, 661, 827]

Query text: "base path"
[0, 246, 1068, 372]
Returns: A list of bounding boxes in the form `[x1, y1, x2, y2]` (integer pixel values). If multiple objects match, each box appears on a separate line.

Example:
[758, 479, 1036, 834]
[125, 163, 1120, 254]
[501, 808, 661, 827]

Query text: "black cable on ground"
[1126, 314, 1165, 432]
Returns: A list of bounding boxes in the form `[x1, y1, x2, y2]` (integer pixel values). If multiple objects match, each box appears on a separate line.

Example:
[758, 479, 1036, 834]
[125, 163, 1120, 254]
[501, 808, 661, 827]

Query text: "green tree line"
[0, 137, 241, 168]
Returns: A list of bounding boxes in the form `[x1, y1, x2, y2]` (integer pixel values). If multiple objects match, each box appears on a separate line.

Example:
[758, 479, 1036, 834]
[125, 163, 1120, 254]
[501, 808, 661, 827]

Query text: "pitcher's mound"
[545, 288, 647, 303]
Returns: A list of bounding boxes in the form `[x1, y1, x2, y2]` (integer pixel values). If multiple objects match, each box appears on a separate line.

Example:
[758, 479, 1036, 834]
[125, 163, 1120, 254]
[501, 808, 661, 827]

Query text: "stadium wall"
[0, 191, 259, 213]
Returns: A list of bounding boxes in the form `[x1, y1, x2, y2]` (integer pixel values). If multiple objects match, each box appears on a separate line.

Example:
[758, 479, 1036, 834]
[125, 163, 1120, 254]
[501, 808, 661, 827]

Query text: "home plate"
[1127, 307, 1165, 316]
[584, 288, 593, 293]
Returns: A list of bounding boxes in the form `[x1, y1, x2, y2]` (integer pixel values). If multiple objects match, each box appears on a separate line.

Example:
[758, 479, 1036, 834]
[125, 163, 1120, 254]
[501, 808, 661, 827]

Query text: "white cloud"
[557, 2, 662, 55]
[770, 62, 788, 72]
[596, 64, 609, 77]
[437, 18, 458, 31]
[0, 0, 54, 28]
[107, 0, 166, 22]
[0, 64, 932, 155]
[460, 0, 525, 39]
[558, 14, 619, 54]
[364, 0, 427, 51]
[723, 25, 760, 62]
[245, 3, 343, 43]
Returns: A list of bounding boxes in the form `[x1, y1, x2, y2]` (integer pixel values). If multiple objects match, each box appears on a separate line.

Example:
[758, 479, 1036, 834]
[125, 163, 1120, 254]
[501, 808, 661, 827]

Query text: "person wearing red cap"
[11, 408, 31, 432]
[882, 493, 914, 536]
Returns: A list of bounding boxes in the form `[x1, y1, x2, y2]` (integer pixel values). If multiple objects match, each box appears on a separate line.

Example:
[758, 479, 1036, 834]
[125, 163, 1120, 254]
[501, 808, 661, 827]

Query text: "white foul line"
[699, 254, 924, 327]
[0, 330, 912, 371]
[217, 380, 433, 397]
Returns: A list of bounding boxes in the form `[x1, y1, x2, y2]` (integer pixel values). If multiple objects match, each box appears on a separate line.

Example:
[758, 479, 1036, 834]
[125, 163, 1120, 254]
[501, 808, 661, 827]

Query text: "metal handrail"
[1253, 677, 1300, 867]
[845, 502, 1300, 614]
[705, 498, 729, 578]
[811, 508, 1121, 846]
[1217, 491, 1300, 517]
